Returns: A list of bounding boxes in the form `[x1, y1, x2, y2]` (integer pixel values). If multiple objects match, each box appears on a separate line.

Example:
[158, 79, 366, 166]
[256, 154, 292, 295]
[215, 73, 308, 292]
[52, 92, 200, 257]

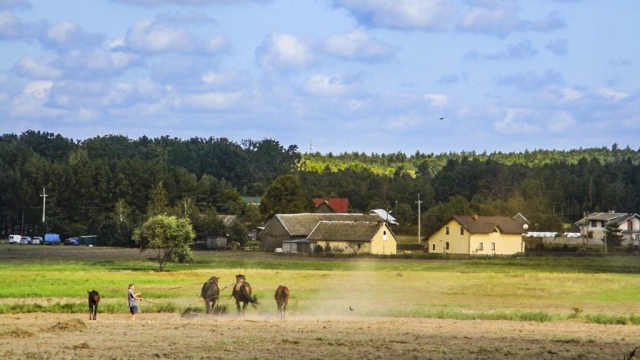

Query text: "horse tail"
[241, 285, 259, 307]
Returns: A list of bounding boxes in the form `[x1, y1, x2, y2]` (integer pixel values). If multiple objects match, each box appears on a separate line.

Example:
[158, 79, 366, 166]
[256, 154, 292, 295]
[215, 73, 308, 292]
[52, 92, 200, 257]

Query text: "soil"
[1, 313, 639, 359]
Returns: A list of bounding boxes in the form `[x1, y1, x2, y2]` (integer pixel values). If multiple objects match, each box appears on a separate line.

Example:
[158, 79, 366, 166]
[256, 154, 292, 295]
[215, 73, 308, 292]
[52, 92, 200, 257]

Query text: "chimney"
[473, 214, 478, 220]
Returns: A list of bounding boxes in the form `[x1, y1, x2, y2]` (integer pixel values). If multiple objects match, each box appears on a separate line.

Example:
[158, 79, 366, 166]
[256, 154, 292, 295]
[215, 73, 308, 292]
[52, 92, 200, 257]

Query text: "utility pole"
[40, 187, 48, 222]
[415, 194, 423, 244]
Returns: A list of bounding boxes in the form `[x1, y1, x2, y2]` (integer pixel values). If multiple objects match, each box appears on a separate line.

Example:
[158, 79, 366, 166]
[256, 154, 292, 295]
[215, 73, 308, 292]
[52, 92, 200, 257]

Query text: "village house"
[574, 211, 640, 246]
[426, 215, 525, 255]
[259, 213, 380, 252]
[205, 215, 246, 249]
[307, 220, 397, 255]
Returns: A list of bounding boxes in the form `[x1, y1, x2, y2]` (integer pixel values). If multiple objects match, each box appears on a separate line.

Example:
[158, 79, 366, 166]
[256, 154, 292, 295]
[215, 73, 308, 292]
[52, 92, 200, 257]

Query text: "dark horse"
[232, 274, 258, 315]
[201, 276, 220, 315]
[274, 285, 289, 319]
[87, 290, 100, 320]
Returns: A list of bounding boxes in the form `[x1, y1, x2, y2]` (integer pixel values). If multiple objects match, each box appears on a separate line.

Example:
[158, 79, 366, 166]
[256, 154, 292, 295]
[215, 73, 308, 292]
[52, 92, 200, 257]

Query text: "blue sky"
[1, 0, 638, 154]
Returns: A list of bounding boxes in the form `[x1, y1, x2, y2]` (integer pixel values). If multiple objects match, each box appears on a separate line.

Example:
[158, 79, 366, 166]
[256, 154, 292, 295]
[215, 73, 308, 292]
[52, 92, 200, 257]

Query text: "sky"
[0, 0, 638, 155]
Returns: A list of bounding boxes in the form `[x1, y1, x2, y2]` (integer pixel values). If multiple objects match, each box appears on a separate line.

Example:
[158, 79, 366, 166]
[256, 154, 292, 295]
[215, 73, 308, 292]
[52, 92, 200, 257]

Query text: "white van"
[9, 235, 22, 244]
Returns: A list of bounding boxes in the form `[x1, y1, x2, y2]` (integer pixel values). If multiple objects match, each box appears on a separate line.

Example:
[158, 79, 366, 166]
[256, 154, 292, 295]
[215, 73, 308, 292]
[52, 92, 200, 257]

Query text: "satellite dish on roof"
[523, 224, 529, 231]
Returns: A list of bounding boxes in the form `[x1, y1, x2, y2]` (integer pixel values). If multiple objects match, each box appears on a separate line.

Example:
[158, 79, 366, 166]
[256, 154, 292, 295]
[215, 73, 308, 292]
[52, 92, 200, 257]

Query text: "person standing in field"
[128, 283, 142, 320]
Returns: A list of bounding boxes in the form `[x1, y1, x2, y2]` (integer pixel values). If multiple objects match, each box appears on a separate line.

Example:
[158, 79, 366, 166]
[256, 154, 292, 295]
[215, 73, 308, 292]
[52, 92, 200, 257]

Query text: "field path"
[1, 313, 639, 359]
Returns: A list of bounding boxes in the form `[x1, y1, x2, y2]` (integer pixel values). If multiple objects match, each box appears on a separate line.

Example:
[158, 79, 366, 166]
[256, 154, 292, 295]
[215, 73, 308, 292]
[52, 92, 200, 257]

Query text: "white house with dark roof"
[574, 212, 640, 246]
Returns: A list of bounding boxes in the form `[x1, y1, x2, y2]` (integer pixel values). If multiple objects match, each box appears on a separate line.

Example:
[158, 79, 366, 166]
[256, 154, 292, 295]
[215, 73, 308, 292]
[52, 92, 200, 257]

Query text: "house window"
[491, 243, 495, 251]
[591, 220, 597, 228]
[432, 244, 435, 251]
[445, 242, 450, 250]
[446, 227, 450, 235]
[460, 227, 464, 235]
[478, 242, 483, 251]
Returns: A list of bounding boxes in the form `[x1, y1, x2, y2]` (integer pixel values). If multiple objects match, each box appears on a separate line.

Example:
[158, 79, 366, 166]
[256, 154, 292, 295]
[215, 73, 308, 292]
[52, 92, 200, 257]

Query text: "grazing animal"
[232, 274, 258, 315]
[201, 276, 220, 315]
[274, 285, 289, 319]
[87, 290, 100, 320]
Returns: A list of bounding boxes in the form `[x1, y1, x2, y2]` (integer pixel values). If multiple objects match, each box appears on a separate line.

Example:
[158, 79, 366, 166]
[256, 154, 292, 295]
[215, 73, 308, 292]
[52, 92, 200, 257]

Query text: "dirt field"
[1, 312, 639, 359]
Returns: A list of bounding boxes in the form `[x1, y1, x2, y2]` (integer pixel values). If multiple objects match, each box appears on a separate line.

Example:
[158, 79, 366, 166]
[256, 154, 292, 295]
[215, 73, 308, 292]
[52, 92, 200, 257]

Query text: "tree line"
[2, 130, 639, 245]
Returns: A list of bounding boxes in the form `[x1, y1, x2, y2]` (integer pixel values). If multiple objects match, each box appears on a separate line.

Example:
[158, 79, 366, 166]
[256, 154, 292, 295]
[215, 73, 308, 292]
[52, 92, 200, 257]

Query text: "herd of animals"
[85, 274, 289, 321]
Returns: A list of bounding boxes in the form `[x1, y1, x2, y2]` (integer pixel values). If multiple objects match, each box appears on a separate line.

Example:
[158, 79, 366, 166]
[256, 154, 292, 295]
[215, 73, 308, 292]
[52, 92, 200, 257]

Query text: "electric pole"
[415, 194, 423, 244]
[40, 187, 48, 222]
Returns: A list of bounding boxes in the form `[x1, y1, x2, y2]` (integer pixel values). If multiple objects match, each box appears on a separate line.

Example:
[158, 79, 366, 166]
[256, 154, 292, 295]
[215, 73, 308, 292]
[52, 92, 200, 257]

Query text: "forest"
[2, 130, 639, 245]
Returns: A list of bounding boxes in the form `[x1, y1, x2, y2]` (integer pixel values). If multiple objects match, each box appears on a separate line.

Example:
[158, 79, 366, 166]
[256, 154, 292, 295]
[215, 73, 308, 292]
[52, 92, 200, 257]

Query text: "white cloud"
[177, 90, 245, 110]
[0, 10, 39, 39]
[332, 0, 455, 31]
[546, 111, 576, 132]
[303, 74, 358, 97]
[111, 0, 264, 6]
[322, 29, 394, 61]
[257, 33, 314, 70]
[40, 21, 104, 49]
[423, 93, 448, 107]
[494, 108, 537, 134]
[457, 0, 565, 38]
[10, 80, 64, 118]
[125, 18, 227, 54]
[0, 0, 31, 10]
[13, 55, 63, 79]
[497, 69, 564, 92]
[597, 87, 628, 103]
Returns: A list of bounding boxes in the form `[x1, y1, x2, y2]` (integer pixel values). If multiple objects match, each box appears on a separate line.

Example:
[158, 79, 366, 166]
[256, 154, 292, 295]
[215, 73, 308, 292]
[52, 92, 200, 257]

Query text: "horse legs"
[89, 304, 92, 320]
[211, 299, 217, 315]
[94, 303, 98, 320]
[236, 300, 242, 315]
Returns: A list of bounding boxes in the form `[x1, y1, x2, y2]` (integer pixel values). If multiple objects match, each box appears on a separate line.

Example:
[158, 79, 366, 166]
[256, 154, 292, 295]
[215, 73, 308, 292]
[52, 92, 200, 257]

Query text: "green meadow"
[1, 244, 639, 325]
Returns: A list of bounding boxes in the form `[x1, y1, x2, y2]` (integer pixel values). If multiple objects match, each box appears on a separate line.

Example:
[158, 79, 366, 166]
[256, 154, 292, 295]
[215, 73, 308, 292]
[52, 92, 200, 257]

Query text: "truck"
[44, 233, 61, 245]
[8, 235, 22, 244]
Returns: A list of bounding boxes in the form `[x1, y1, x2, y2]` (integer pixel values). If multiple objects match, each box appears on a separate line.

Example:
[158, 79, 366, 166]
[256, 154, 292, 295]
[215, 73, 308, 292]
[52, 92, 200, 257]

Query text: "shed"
[282, 239, 317, 254]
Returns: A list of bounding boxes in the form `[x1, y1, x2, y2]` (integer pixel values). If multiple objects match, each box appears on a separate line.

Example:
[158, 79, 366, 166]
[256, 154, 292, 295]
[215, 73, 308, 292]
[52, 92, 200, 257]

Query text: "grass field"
[1, 244, 639, 325]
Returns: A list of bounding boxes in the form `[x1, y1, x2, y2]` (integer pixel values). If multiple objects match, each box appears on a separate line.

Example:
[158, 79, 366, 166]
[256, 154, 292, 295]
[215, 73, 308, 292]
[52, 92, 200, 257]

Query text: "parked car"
[31, 237, 42, 245]
[64, 237, 79, 246]
[20, 237, 30, 244]
[8, 235, 21, 244]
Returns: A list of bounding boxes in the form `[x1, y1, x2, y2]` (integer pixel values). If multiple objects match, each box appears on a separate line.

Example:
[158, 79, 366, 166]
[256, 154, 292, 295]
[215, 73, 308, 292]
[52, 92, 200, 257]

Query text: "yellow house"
[426, 215, 525, 255]
[307, 221, 397, 255]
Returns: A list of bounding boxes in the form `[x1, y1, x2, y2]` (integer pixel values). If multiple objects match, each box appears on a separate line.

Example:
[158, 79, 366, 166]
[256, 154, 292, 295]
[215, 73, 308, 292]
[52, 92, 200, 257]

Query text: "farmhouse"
[574, 212, 640, 246]
[205, 215, 246, 249]
[307, 220, 397, 255]
[426, 215, 525, 255]
[259, 213, 380, 252]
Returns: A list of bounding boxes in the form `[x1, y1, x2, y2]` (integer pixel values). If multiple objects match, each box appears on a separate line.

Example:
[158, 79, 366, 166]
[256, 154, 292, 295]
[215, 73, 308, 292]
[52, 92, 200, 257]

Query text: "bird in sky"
[439, 117, 444, 120]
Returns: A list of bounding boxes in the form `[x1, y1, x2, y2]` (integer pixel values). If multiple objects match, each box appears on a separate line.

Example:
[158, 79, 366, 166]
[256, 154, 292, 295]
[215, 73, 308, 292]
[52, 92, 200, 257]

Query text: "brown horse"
[232, 274, 258, 315]
[87, 290, 100, 320]
[274, 285, 289, 319]
[201, 276, 220, 315]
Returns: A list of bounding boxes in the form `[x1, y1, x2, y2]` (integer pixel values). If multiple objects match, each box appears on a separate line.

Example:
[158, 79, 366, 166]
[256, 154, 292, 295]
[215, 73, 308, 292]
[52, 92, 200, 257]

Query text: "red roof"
[313, 198, 349, 213]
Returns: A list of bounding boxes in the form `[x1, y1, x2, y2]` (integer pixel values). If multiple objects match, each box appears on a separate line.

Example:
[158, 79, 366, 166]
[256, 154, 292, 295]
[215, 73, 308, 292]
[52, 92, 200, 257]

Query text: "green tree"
[260, 174, 313, 219]
[147, 181, 169, 217]
[227, 220, 249, 246]
[132, 214, 195, 271]
[604, 222, 623, 249]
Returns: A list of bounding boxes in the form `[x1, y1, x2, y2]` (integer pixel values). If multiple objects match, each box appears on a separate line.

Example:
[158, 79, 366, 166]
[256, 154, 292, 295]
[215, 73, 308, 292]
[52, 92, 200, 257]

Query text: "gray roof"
[307, 221, 384, 242]
[272, 213, 381, 237]
[453, 215, 525, 235]
[217, 215, 238, 227]
[574, 212, 639, 226]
